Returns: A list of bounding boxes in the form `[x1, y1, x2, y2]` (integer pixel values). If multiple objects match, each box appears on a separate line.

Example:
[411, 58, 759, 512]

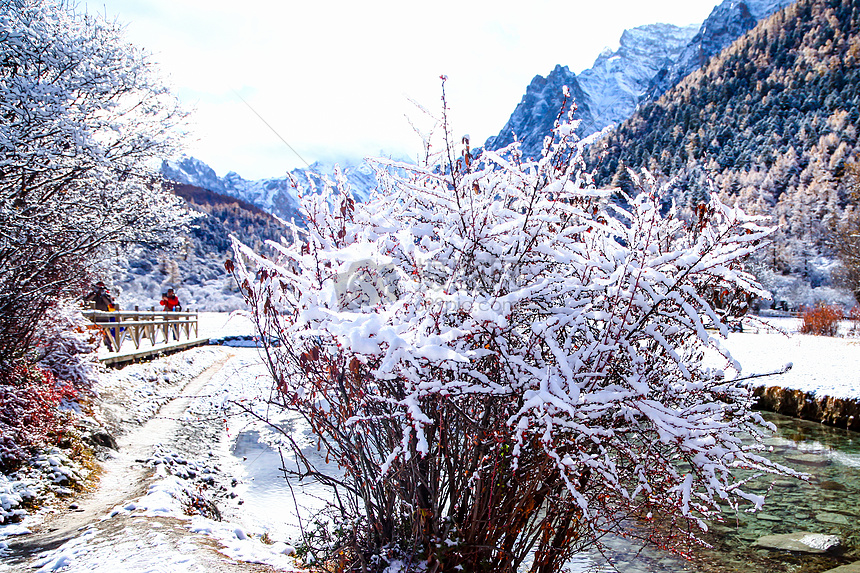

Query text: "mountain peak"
[484, 65, 593, 158]
[161, 156, 378, 222]
[486, 0, 797, 160]
[161, 157, 227, 194]
[578, 23, 698, 129]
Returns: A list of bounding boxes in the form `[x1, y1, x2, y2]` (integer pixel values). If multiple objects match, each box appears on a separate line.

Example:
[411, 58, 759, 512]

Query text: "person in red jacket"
[159, 288, 182, 312]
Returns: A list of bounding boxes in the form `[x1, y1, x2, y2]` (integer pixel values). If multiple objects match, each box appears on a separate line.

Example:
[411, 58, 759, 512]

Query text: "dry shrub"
[800, 303, 843, 336]
[0, 362, 76, 470]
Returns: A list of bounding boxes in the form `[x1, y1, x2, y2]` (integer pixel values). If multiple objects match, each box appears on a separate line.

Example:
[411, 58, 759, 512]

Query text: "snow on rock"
[161, 157, 227, 196]
[577, 23, 698, 130]
[0, 447, 89, 534]
[753, 531, 841, 554]
[484, 64, 596, 159]
[0, 477, 29, 525]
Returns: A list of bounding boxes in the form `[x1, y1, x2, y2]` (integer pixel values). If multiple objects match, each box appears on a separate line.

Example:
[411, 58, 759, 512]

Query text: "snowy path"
[2, 348, 293, 572]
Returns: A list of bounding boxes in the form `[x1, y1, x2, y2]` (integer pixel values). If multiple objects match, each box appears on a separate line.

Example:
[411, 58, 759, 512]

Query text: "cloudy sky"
[86, 0, 720, 180]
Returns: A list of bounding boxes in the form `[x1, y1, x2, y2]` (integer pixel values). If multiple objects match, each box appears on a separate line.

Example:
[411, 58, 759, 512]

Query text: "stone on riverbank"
[752, 532, 841, 554]
[819, 480, 848, 491]
[784, 453, 829, 467]
[815, 512, 851, 525]
[821, 561, 860, 573]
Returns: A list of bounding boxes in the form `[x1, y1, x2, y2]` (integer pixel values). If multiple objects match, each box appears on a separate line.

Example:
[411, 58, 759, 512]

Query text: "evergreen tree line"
[173, 183, 288, 255]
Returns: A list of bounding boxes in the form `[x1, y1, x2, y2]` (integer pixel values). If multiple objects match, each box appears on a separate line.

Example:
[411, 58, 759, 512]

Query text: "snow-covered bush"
[231, 92, 792, 571]
[0, 0, 194, 362]
[34, 301, 100, 392]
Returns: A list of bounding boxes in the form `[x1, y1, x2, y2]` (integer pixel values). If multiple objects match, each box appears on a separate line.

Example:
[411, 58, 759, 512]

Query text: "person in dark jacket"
[159, 288, 182, 312]
[84, 281, 115, 311]
[84, 281, 116, 351]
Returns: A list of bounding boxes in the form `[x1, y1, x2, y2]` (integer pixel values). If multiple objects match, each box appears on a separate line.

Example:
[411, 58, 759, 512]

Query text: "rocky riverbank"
[752, 385, 860, 432]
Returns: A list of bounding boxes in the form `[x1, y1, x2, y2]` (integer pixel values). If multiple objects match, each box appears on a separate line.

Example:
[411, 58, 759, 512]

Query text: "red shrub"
[800, 303, 843, 336]
[0, 363, 75, 470]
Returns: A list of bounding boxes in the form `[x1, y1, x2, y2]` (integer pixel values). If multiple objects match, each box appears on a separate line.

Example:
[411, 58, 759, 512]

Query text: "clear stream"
[233, 413, 860, 572]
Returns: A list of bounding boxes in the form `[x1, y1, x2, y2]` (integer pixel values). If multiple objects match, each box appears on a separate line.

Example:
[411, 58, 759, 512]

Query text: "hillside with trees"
[111, 182, 289, 311]
[589, 0, 860, 307]
[173, 183, 288, 254]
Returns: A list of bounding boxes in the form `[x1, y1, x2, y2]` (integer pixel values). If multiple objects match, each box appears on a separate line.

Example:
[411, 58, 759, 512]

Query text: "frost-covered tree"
[231, 93, 792, 571]
[0, 0, 193, 360]
[832, 163, 860, 303]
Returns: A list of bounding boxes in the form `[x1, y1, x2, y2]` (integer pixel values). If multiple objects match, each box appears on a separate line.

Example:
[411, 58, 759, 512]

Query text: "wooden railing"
[82, 308, 200, 354]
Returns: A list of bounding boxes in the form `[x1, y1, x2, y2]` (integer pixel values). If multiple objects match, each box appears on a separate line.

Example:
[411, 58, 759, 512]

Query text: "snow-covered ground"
[197, 311, 257, 340]
[2, 313, 860, 572]
[0, 315, 302, 572]
[727, 316, 860, 399]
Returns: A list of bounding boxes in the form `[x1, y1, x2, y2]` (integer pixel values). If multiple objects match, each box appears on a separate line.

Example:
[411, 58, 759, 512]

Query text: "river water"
[232, 412, 860, 572]
[694, 412, 860, 572]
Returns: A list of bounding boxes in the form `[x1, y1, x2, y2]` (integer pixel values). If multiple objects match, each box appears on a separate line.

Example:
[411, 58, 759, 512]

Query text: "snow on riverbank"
[195, 311, 860, 403]
[726, 317, 860, 400]
[198, 311, 257, 340]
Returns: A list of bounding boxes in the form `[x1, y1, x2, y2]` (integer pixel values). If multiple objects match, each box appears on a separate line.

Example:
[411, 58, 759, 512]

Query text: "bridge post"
[147, 306, 157, 346]
[131, 305, 142, 349]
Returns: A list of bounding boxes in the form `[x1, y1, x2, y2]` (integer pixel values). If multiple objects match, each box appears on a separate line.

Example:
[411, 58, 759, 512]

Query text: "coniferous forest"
[589, 0, 860, 305]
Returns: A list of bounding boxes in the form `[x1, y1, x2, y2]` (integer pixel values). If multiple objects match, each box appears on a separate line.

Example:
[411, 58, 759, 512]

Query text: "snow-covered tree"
[231, 94, 793, 571]
[0, 0, 193, 360]
[832, 163, 860, 303]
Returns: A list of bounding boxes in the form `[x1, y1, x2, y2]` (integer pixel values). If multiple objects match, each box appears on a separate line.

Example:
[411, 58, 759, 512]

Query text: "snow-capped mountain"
[485, 24, 695, 159]
[577, 23, 698, 129]
[161, 157, 226, 195]
[486, 0, 797, 160]
[645, 0, 795, 99]
[162, 157, 379, 222]
[483, 65, 595, 156]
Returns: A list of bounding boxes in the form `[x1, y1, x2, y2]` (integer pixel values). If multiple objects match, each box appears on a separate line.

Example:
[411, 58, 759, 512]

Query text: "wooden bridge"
[82, 308, 209, 366]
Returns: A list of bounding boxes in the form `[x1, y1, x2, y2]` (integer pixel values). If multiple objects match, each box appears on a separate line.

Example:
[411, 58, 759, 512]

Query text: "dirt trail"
[4, 350, 275, 572]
